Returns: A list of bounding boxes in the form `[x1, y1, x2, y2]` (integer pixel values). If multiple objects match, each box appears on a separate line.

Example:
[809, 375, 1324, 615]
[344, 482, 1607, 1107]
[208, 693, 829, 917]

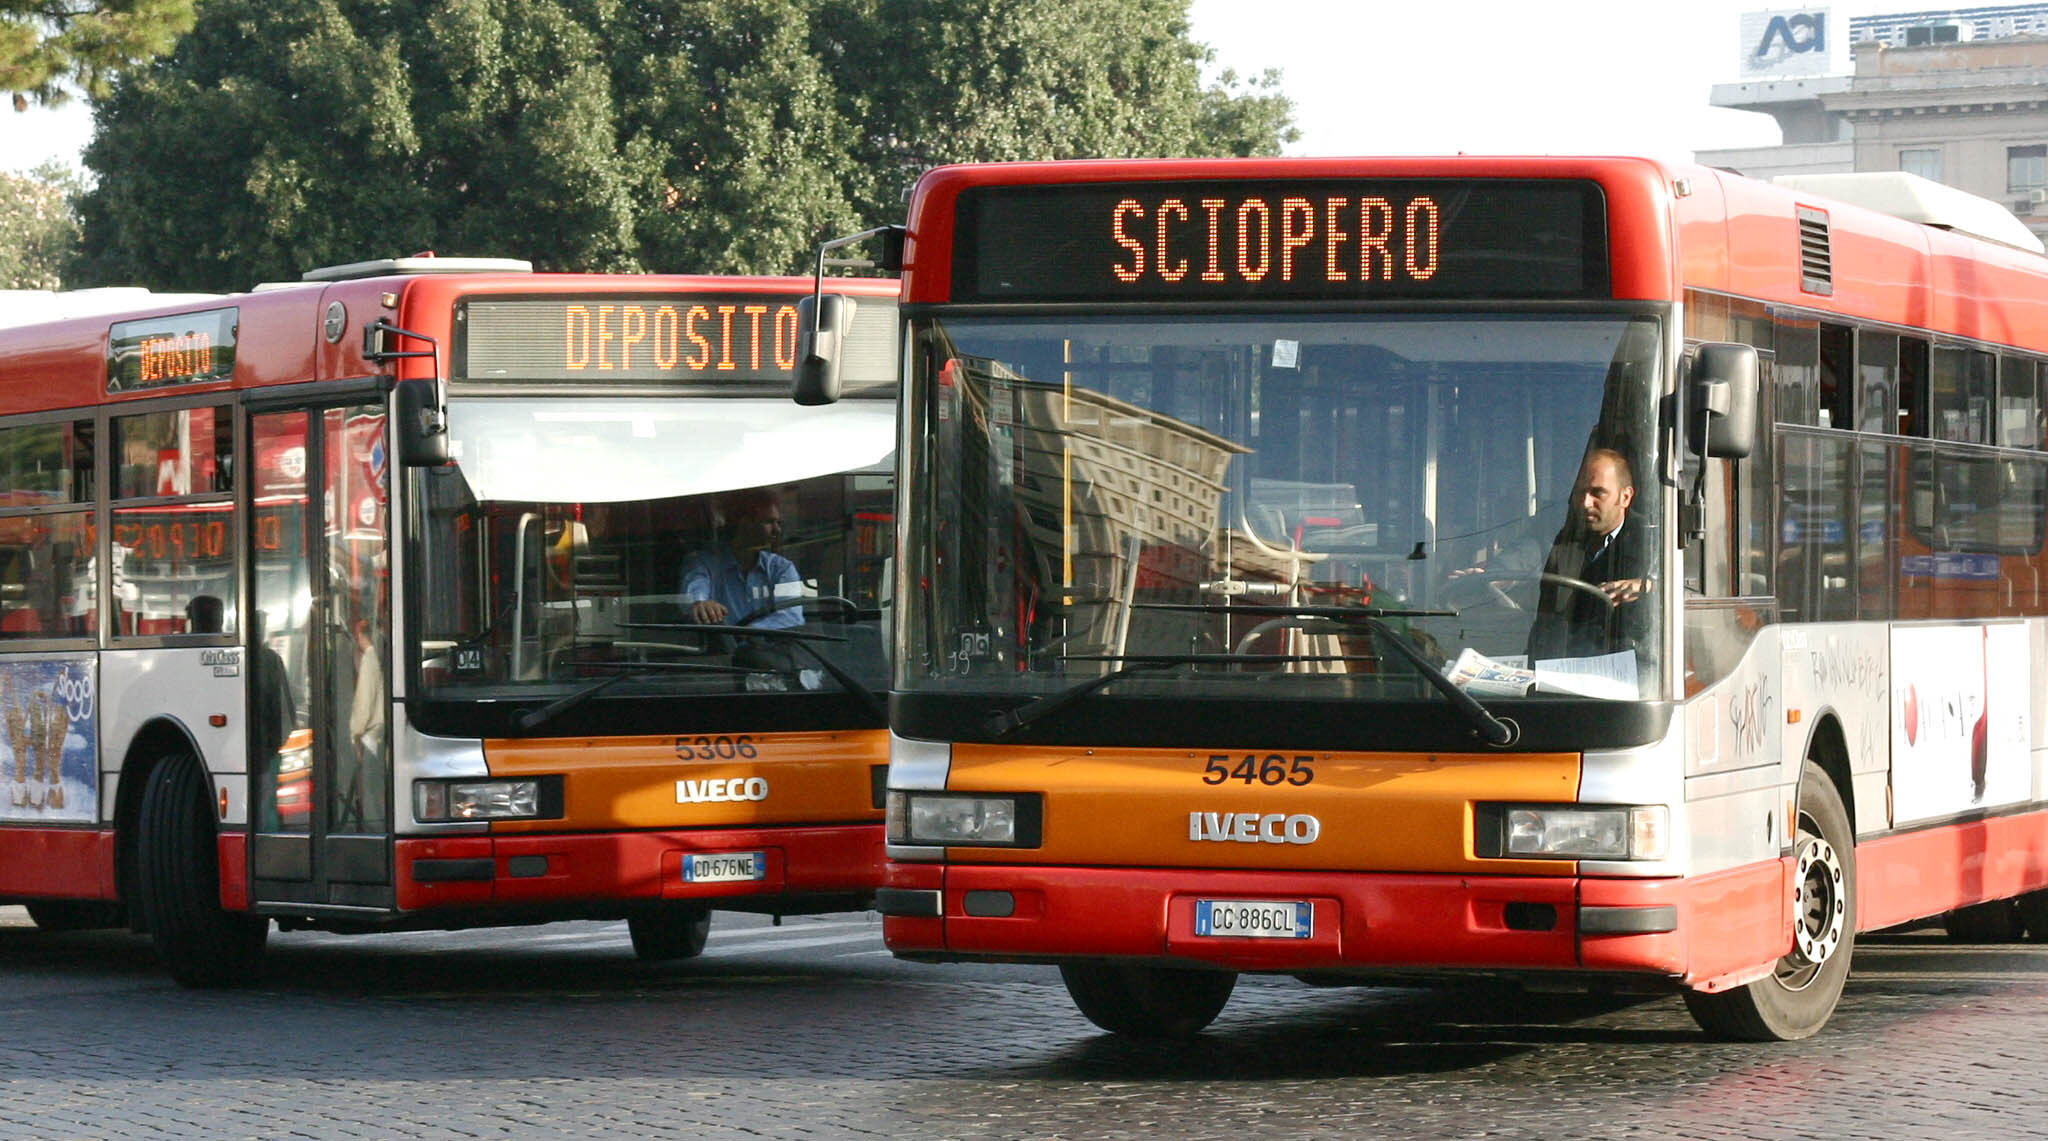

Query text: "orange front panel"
[944, 744, 1580, 875]
[483, 729, 885, 833]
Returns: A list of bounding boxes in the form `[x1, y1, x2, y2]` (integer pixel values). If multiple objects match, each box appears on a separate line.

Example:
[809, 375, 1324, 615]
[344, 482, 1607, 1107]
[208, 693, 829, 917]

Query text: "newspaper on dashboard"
[1445, 647, 1641, 700]
[1445, 648, 1537, 697]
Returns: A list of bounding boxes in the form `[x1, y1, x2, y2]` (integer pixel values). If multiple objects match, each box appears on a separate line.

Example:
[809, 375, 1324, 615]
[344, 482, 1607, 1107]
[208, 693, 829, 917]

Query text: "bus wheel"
[1942, 899, 2022, 942]
[628, 905, 712, 961]
[1058, 961, 1237, 1038]
[24, 901, 123, 931]
[1683, 760, 1854, 1041]
[135, 753, 267, 987]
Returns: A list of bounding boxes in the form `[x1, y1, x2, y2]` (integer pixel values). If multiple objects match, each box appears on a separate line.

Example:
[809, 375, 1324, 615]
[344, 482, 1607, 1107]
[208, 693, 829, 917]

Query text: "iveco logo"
[677, 777, 769, 804]
[1188, 811, 1321, 844]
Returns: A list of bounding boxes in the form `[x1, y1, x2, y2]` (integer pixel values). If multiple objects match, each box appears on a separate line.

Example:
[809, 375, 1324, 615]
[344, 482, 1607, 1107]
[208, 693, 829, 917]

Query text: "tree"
[2, 0, 198, 111]
[73, 0, 1295, 289]
[0, 161, 79, 288]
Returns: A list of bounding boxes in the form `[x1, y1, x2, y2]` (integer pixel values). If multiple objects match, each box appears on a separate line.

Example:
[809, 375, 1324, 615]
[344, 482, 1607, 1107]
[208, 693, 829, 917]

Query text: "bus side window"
[1899, 335, 1930, 438]
[1857, 330, 1898, 434]
[1774, 314, 1820, 426]
[1818, 321, 1854, 430]
[1999, 355, 2040, 448]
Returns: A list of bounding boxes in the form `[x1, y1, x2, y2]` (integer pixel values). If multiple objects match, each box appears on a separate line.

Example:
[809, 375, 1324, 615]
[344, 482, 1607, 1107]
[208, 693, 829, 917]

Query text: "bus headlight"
[414, 777, 560, 822]
[886, 790, 1041, 847]
[1483, 804, 1668, 860]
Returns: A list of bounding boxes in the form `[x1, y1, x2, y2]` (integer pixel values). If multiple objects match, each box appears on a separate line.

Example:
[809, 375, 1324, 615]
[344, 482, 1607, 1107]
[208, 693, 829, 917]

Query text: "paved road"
[0, 906, 2041, 1140]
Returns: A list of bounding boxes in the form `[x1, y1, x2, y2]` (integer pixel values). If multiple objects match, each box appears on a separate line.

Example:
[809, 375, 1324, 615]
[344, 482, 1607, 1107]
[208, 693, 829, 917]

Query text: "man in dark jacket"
[1527, 448, 1653, 662]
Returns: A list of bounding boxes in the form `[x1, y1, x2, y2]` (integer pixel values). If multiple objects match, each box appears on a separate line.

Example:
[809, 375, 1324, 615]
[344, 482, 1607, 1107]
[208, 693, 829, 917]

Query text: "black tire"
[1684, 759, 1855, 1041]
[628, 905, 712, 961]
[1058, 961, 1238, 1038]
[1943, 899, 2024, 942]
[24, 900, 124, 931]
[135, 753, 267, 987]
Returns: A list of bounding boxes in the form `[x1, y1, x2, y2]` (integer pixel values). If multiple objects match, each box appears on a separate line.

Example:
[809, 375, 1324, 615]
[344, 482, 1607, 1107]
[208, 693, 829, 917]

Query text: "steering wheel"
[736, 594, 861, 627]
[1443, 571, 1613, 613]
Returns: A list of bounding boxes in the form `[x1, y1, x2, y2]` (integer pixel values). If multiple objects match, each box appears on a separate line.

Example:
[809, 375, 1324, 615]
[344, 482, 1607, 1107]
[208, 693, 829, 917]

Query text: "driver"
[1526, 448, 1651, 660]
[680, 488, 804, 629]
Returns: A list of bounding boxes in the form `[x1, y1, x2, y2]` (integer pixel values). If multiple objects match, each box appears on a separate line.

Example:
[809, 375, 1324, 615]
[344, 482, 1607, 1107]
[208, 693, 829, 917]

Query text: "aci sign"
[1739, 8, 1839, 78]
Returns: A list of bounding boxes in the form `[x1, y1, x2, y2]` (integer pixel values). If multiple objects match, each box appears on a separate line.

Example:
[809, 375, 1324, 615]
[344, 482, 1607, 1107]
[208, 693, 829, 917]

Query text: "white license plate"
[1194, 899, 1311, 939]
[682, 851, 766, 883]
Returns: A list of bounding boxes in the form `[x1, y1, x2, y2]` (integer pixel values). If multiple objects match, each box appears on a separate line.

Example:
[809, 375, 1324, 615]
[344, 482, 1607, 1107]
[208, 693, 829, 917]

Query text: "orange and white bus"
[814, 157, 2048, 1040]
[0, 259, 900, 984]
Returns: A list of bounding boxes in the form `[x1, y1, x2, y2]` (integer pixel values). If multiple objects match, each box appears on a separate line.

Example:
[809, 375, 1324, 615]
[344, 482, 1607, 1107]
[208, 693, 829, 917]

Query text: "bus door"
[247, 401, 394, 910]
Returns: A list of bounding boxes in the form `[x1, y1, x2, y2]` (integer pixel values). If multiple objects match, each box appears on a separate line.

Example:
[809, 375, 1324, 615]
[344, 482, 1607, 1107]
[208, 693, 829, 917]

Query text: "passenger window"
[1999, 356, 2041, 448]
[1818, 322, 1854, 430]
[1856, 331, 1897, 434]
[1774, 316, 1819, 426]
[1899, 336, 1930, 437]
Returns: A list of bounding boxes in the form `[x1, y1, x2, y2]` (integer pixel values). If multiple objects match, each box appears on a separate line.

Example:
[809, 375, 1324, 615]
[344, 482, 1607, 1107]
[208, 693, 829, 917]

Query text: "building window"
[1899, 148, 1942, 181]
[2010, 145, 2048, 192]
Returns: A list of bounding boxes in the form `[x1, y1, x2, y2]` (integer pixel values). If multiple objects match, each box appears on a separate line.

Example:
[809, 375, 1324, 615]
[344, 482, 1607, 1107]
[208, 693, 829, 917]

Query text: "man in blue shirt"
[681, 489, 804, 630]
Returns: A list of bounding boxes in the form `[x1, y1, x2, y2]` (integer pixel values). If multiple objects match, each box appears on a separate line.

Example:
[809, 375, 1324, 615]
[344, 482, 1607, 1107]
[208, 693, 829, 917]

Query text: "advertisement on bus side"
[1890, 624, 2029, 823]
[0, 658, 96, 823]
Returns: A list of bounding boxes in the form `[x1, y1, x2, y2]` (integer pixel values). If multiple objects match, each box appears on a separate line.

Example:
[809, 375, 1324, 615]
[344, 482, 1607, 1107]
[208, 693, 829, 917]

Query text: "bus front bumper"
[393, 823, 883, 912]
[878, 860, 1791, 983]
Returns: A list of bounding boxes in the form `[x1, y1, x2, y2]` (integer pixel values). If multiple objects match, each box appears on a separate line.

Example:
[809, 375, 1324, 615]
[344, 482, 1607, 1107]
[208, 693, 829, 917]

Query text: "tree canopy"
[2, 0, 197, 111]
[73, 0, 1294, 290]
[0, 162, 79, 287]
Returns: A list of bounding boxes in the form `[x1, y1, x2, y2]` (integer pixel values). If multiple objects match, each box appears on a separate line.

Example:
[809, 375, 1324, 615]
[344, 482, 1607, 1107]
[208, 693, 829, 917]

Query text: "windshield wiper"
[1115, 602, 1518, 747]
[986, 651, 1383, 738]
[611, 622, 885, 720]
[985, 658, 1187, 737]
[512, 661, 760, 733]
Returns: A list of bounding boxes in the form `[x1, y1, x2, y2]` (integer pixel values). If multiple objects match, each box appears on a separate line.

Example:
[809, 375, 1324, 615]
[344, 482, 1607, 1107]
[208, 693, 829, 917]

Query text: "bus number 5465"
[1202, 754, 1314, 786]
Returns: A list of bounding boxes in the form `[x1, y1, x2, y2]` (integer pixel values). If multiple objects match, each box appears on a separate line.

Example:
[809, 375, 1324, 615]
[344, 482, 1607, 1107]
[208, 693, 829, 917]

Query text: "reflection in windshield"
[413, 397, 895, 707]
[903, 313, 1665, 706]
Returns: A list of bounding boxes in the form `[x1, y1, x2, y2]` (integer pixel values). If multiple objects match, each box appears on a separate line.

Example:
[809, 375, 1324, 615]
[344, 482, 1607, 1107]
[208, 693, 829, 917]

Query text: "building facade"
[1701, 5, 2048, 245]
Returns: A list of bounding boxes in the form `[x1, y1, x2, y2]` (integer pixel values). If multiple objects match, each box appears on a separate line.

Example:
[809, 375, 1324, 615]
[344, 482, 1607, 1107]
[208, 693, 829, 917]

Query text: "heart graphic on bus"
[1904, 684, 1919, 745]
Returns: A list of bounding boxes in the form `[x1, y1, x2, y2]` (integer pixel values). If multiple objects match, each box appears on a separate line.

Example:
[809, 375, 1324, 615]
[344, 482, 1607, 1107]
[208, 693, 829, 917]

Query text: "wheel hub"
[1790, 836, 1846, 967]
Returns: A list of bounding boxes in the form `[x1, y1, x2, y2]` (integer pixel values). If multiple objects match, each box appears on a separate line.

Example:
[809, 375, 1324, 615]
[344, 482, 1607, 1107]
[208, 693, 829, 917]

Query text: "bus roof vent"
[301, 255, 534, 282]
[1774, 172, 2046, 255]
[1797, 206, 1832, 296]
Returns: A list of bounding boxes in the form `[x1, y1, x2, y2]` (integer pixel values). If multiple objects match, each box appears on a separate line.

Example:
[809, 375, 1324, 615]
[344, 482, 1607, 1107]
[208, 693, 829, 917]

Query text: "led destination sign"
[107, 307, 239, 393]
[954, 179, 1608, 302]
[460, 296, 805, 383]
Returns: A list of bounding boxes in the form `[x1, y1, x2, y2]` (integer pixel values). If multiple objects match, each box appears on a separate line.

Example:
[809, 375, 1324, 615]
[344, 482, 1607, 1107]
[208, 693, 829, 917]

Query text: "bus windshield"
[902, 311, 1667, 714]
[412, 396, 896, 718]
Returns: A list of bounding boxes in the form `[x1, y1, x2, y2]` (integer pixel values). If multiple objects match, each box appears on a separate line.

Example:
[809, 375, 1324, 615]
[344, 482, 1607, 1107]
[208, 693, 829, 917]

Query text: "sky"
[0, 1, 1983, 177]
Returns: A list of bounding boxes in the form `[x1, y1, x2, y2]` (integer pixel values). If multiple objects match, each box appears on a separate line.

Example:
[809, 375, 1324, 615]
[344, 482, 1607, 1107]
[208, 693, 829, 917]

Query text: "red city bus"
[0, 259, 901, 983]
[808, 157, 2048, 1040]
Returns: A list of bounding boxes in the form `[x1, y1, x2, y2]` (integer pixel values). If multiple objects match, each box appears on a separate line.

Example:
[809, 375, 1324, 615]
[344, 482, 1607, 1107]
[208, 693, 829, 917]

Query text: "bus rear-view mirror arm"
[364, 319, 451, 467]
[794, 225, 905, 406]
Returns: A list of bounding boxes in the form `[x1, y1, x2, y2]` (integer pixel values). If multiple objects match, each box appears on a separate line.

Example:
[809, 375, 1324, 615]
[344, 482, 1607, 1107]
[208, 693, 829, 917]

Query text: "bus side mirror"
[395, 377, 451, 467]
[793, 294, 854, 406]
[1688, 342, 1758, 459]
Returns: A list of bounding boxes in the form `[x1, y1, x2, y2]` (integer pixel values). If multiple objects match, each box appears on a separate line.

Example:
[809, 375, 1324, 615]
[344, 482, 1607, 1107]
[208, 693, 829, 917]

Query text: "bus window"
[1999, 356, 2040, 448]
[1931, 345, 1993, 443]
[1857, 331, 1898, 434]
[1818, 321, 1854, 430]
[1774, 314, 1819, 426]
[1899, 336, 1930, 437]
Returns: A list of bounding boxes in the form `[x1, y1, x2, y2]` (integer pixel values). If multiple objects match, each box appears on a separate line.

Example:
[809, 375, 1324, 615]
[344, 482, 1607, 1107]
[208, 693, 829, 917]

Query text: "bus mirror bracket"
[1688, 342, 1758, 460]
[365, 319, 450, 467]
[794, 225, 905, 407]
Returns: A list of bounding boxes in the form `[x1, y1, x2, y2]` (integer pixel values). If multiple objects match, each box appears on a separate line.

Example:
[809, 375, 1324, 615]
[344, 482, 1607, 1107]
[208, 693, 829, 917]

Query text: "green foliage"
[1, 0, 198, 110]
[73, 0, 1295, 289]
[0, 161, 80, 288]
